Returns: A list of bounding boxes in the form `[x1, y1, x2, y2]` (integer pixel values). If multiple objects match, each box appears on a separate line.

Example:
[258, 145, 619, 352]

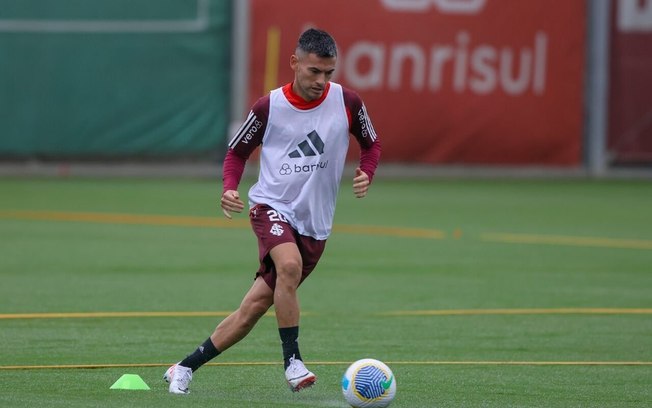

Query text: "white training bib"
[248, 83, 350, 240]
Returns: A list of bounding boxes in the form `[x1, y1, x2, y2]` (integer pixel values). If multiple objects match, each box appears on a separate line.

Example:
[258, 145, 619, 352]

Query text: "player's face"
[291, 51, 336, 102]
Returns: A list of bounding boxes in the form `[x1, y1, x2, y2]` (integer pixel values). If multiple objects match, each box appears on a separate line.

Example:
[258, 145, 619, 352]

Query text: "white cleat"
[163, 363, 192, 395]
[285, 356, 316, 392]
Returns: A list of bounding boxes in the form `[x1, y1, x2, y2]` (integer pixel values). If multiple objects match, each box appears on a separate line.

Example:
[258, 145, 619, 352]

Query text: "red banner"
[609, 0, 652, 164]
[249, 0, 585, 165]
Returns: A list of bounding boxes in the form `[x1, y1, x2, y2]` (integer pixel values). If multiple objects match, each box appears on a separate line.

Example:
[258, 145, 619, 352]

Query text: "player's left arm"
[343, 88, 381, 198]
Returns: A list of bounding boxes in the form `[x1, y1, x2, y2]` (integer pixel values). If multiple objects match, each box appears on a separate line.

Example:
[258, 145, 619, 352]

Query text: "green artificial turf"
[1, 177, 650, 407]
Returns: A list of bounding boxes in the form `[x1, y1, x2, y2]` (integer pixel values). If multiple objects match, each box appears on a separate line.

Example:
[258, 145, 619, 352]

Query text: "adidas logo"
[288, 130, 324, 158]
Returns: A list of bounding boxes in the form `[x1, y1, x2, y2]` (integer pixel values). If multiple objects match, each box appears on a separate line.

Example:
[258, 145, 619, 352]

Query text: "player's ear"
[290, 54, 299, 71]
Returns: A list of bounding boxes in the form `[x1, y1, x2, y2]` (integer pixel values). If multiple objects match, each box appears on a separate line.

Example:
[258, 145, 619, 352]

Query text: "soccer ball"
[341, 358, 396, 408]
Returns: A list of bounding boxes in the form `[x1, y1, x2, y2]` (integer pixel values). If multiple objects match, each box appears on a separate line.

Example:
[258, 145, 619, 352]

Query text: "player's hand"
[221, 190, 245, 219]
[353, 168, 370, 198]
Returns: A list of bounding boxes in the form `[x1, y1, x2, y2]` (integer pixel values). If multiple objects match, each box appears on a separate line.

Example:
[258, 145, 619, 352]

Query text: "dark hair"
[296, 28, 337, 58]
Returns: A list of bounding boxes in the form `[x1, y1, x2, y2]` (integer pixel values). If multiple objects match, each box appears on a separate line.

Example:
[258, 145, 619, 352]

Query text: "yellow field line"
[482, 232, 652, 250]
[2, 210, 651, 248]
[1, 361, 650, 370]
[334, 224, 445, 239]
[0, 210, 249, 229]
[0, 311, 230, 320]
[382, 308, 652, 316]
[0, 210, 445, 240]
[0, 311, 281, 320]
[1, 308, 650, 320]
[381, 361, 652, 366]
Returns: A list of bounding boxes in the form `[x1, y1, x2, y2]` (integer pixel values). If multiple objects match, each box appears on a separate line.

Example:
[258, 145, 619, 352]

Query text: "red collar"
[282, 82, 330, 110]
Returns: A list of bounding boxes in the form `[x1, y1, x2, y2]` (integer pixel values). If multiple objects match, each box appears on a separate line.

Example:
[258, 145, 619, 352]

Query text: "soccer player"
[164, 28, 381, 394]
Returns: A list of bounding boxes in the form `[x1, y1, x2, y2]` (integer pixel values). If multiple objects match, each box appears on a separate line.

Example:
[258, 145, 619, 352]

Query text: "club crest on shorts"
[270, 223, 284, 236]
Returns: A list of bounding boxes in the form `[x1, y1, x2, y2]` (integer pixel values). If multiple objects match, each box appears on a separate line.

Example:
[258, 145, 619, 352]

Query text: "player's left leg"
[269, 242, 303, 329]
[269, 242, 317, 391]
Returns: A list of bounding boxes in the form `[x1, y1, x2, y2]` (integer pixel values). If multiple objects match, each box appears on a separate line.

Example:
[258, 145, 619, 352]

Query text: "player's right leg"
[211, 276, 274, 352]
[164, 277, 273, 394]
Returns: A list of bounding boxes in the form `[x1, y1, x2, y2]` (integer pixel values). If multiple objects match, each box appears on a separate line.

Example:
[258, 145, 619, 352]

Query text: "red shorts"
[249, 204, 326, 290]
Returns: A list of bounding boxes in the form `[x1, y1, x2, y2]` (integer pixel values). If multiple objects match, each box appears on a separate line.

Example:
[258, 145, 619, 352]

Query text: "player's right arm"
[221, 96, 270, 218]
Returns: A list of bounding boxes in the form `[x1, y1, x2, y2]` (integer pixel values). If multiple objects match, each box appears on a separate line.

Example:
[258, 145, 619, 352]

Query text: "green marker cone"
[110, 374, 151, 390]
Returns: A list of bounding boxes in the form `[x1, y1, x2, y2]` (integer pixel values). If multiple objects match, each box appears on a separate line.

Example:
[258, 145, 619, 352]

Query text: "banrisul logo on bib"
[280, 130, 328, 176]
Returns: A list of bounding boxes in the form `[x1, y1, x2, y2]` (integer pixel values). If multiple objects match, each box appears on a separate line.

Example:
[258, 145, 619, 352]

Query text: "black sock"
[179, 337, 221, 372]
[279, 326, 302, 369]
